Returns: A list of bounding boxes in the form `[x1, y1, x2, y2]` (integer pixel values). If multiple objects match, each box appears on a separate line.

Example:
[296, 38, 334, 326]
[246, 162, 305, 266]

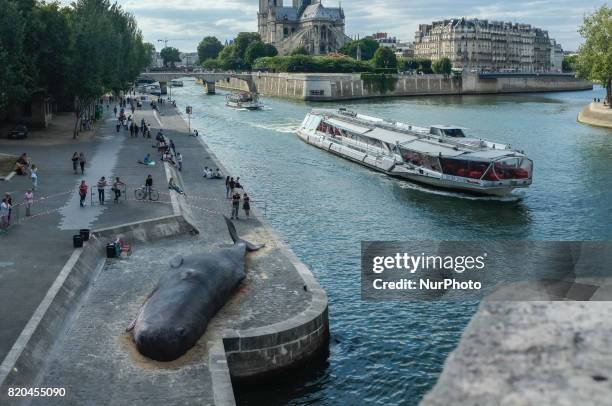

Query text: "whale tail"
[224, 216, 264, 252]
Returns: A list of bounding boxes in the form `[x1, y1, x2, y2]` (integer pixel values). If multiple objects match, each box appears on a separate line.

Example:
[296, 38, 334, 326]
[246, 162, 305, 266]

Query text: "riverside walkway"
[1, 98, 328, 405]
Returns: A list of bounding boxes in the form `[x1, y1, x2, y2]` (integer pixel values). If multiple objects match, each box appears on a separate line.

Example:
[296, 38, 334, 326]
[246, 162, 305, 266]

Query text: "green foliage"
[263, 43, 278, 58]
[562, 55, 578, 72]
[160, 46, 181, 67]
[340, 38, 379, 60]
[253, 55, 373, 73]
[432, 57, 452, 76]
[361, 73, 398, 94]
[290, 46, 310, 56]
[234, 32, 261, 59]
[576, 5, 612, 106]
[372, 47, 397, 70]
[244, 40, 273, 66]
[202, 59, 222, 70]
[197, 36, 223, 62]
[398, 57, 433, 74]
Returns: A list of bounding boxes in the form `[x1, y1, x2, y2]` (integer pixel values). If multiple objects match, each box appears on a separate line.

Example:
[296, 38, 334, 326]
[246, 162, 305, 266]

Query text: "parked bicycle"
[134, 186, 159, 201]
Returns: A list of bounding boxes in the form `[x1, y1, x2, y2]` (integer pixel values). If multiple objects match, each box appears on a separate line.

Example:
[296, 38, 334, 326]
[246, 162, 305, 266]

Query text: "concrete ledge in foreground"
[578, 102, 612, 129]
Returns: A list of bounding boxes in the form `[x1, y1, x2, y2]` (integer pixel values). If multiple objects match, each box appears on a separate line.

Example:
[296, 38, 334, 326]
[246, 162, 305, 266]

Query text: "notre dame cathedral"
[257, 0, 350, 55]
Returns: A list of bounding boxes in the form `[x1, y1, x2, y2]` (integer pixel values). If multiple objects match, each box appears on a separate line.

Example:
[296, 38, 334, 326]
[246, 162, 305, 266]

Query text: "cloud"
[59, 0, 606, 51]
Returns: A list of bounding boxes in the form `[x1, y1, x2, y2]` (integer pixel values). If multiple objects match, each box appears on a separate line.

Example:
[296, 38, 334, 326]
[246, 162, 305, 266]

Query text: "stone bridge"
[138, 72, 257, 95]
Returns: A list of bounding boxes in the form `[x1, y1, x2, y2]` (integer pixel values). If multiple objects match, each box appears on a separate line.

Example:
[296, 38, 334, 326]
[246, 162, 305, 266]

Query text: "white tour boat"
[170, 79, 184, 87]
[297, 108, 533, 196]
[226, 92, 264, 110]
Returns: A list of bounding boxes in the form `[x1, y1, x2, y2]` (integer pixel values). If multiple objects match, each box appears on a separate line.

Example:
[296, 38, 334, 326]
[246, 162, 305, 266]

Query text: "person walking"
[225, 176, 231, 198]
[72, 152, 79, 174]
[79, 180, 88, 207]
[0, 198, 10, 230]
[129, 122, 134, 137]
[30, 165, 38, 191]
[242, 193, 251, 219]
[170, 140, 176, 155]
[231, 192, 241, 219]
[112, 177, 125, 203]
[176, 152, 183, 171]
[97, 176, 107, 205]
[4, 193, 13, 223]
[79, 153, 86, 174]
[145, 175, 153, 200]
[113, 106, 117, 117]
[24, 189, 33, 217]
[229, 177, 236, 197]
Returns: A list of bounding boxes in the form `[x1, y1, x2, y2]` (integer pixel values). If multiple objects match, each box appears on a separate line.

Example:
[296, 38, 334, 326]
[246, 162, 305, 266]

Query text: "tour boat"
[225, 92, 264, 110]
[170, 79, 184, 87]
[297, 108, 533, 197]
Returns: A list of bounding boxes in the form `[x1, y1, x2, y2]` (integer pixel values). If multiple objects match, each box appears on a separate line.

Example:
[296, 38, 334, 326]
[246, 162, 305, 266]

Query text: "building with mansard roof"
[258, 0, 350, 55]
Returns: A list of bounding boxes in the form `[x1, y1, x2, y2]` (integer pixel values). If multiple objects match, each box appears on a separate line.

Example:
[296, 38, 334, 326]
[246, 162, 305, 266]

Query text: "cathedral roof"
[300, 3, 343, 21]
[275, 7, 298, 21]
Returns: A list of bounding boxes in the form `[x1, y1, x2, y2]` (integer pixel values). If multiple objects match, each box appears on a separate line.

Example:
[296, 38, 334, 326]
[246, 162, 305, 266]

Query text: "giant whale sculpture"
[127, 217, 264, 362]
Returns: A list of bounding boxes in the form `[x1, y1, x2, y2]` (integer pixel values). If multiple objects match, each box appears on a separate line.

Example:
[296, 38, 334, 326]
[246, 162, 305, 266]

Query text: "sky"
[62, 0, 606, 52]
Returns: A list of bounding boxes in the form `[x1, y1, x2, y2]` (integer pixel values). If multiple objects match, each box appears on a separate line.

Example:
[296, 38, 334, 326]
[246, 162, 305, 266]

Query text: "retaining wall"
[578, 102, 612, 129]
[216, 72, 593, 102]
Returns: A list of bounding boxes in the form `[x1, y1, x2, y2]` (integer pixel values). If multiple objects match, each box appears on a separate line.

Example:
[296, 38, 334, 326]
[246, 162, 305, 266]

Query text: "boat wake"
[251, 122, 300, 134]
[396, 180, 525, 202]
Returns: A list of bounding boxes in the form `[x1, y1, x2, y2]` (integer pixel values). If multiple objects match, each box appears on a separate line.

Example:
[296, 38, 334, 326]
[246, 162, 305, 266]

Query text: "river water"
[170, 81, 611, 405]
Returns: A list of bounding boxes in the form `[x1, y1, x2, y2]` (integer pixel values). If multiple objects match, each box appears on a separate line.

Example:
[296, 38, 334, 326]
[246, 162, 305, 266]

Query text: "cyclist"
[145, 175, 153, 200]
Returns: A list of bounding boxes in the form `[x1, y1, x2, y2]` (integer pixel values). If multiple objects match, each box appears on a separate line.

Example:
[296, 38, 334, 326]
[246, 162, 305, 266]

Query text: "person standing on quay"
[242, 193, 251, 219]
[4, 193, 13, 223]
[176, 152, 183, 171]
[97, 176, 107, 205]
[79, 181, 88, 207]
[145, 175, 153, 200]
[113, 106, 117, 117]
[72, 152, 79, 174]
[0, 198, 11, 230]
[30, 165, 38, 191]
[231, 192, 241, 219]
[229, 177, 236, 197]
[112, 177, 125, 203]
[24, 189, 33, 217]
[225, 176, 230, 198]
[79, 152, 86, 174]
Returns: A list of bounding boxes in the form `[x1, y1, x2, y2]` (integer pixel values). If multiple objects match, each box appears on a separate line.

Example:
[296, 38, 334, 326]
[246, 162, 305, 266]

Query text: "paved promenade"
[0, 105, 172, 363]
[2, 99, 327, 405]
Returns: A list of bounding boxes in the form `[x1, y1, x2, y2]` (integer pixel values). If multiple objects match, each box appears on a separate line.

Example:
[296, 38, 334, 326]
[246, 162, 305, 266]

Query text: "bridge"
[138, 71, 257, 95]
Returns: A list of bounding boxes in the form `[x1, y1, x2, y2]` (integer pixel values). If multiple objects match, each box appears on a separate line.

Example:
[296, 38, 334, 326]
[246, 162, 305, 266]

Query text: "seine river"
[170, 81, 610, 405]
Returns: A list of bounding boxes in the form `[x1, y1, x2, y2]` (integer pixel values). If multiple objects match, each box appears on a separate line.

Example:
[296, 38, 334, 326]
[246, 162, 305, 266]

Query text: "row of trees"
[0, 0, 154, 134]
[197, 33, 277, 71]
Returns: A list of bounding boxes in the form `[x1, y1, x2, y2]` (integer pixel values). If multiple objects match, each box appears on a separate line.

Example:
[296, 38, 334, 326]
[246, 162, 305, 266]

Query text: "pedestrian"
[79, 153, 86, 174]
[79, 180, 88, 207]
[97, 176, 107, 205]
[145, 174, 153, 200]
[72, 152, 79, 174]
[112, 177, 125, 203]
[134, 123, 139, 136]
[176, 152, 183, 171]
[168, 177, 185, 195]
[231, 192, 241, 219]
[129, 122, 134, 137]
[113, 106, 117, 117]
[225, 176, 230, 198]
[30, 165, 38, 191]
[24, 189, 33, 217]
[229, 177, 236, 196]
[4, 193, 13, 223]
[170, 140, 176, 155]
[0, 198, 10, 229]
[194, 129, 199, 137]
[243, 193, 251, 219]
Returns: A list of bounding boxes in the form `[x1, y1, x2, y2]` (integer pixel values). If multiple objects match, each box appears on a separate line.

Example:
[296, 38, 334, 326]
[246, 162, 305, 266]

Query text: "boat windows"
[484, 157, 533, 181]
[400, 148, 441, 172]
[439, 158, 489, 179]
[430, 127, 466, 138]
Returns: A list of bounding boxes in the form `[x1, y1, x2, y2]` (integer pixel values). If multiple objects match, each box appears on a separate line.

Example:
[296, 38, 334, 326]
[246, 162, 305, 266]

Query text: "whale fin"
[224, 216, 264, 252]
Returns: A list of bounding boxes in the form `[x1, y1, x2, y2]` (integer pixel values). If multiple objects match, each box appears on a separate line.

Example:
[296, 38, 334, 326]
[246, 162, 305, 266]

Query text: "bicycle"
[134, 186, 159, 201]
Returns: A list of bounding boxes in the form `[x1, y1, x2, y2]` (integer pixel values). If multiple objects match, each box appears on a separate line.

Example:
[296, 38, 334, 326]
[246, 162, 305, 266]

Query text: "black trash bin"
[73, 235, 83, 248]
[80, 228, 90, 241]
[106, 243, 117, 258]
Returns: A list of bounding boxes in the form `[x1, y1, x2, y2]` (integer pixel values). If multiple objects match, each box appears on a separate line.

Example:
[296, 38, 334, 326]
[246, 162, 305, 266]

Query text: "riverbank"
[1, 99, 329, 405]
[578, 102, 612, 129]
[214, 71, 593, 101]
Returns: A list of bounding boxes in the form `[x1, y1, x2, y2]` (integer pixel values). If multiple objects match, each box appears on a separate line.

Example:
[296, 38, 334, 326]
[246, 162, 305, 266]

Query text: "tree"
[197, 36, 223, 62]
[432, 57, 452, 76]
[291, 46, 309, 56]
[244, 41, 267, 66]
[340, 38, 379, 60]
[562, 55, 578, 72]
[234, 32, 261, 59]
[143, 42, 156, 68]
[576, 5, 611, 107]
[263, 43, 278, 58]
[372, 47, 397, 70]
[398, 57, 433, 74]
[160, 46, 181, 68]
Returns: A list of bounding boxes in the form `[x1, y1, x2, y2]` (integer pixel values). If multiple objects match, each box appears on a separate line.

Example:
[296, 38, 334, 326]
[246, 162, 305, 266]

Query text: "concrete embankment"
[216, 72, 593, 101]
[0, 100, 329, 406]
[578, 102, 612, 129]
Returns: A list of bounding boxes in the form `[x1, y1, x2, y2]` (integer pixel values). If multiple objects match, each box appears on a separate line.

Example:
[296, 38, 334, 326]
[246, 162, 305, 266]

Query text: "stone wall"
[578, 102, 612, 129]
[216, 72, 593, 102]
